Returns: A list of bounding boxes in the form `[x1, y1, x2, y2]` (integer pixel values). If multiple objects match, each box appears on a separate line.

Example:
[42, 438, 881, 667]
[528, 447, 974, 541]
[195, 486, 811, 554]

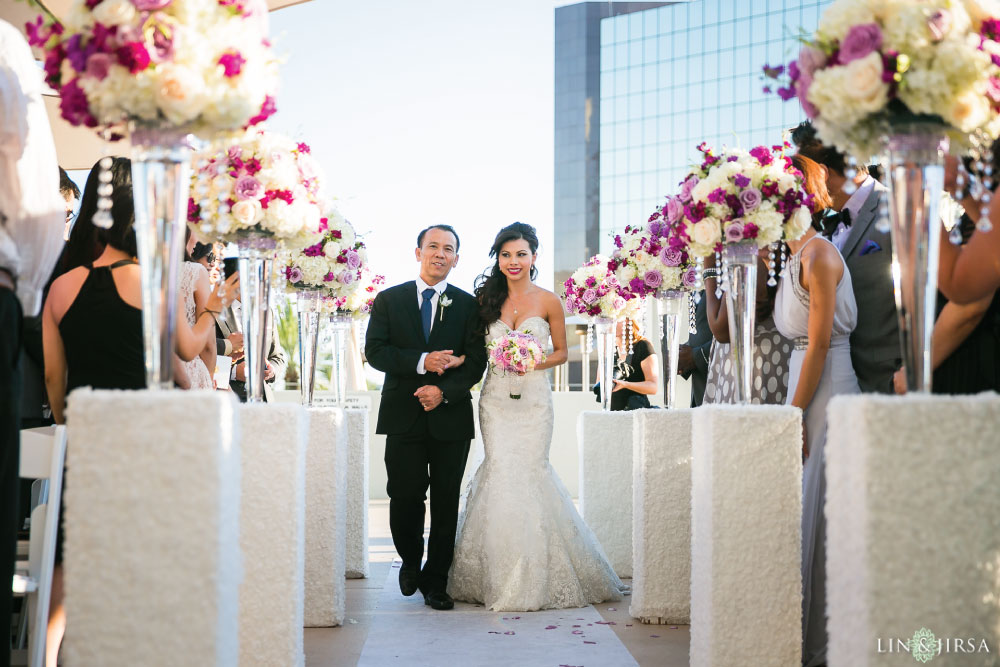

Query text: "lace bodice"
[180, 262, 202, 327]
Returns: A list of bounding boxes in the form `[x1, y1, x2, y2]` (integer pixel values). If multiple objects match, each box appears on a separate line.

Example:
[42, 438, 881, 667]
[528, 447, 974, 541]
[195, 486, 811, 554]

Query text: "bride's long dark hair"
[474, 222, 539, 334]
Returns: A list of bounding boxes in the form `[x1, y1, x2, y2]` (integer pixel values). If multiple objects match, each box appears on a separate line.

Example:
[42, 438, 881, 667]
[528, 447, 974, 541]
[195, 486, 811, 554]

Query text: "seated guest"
[609, 318, 658, 411]
[793, 121, 900, 393]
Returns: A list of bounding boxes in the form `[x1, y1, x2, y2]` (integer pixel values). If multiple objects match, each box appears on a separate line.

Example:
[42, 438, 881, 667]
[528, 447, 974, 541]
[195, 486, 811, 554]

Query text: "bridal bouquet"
[610, 198, 700, 299]
[188, 130, 325, 249]
[563, 255, 634, 320]
[679, 142, 814, 258]
[282, 209, 367, 301]
[487, 331, 547, 399]
[763, 0, 1000, 156]
[26, 0, 279, 134]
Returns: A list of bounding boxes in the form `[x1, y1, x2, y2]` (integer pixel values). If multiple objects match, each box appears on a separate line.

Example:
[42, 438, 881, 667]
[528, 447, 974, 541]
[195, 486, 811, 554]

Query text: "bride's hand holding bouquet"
[487, 330, 547, 398]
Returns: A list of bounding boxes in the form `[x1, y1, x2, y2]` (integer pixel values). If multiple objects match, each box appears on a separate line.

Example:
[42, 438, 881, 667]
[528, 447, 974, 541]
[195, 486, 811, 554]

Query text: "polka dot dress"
[702, 315, 793, 405]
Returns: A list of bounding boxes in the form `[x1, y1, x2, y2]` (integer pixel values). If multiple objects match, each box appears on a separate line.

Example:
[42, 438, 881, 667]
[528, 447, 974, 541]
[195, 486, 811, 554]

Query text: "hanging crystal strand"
[714, 250, 723, 298]
[978, 147, 994, 233]
[688, 292, 698, 334]
[843, 155, 858, 195]
[93, 155, 115, 229]
[627, 316, 634, 355]
[767, 242, 778, 286]
[586, 322, 594, 354]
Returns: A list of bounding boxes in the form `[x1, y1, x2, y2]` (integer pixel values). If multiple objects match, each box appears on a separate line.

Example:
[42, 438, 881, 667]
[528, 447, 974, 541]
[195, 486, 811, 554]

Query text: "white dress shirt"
[0, 20, 67, 316]
[832, 175, 876, 252]
[415, 277, 447, 375]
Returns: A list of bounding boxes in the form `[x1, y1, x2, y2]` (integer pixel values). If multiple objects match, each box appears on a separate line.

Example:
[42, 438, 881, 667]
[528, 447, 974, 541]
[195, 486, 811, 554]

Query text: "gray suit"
[841, 183, 901, 393]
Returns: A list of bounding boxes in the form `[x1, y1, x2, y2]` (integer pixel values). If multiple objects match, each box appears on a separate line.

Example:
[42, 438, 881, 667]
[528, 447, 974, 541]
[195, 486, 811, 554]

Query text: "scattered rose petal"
[651, 634, 661, 638]
[607, 607, 617, 611]
[488, 631, 500, 634]
[584, 640, 597, 644]
[572, 625, 581, 628]
[572, 630, 584, 635]
[670, 626, 678, 629]
[626, 624, 633, 627]
[504, 631, 515, 636]
[545, 625, 558, 630]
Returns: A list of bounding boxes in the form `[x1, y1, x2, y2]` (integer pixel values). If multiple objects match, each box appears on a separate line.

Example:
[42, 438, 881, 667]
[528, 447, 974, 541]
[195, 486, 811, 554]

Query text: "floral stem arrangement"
[679, 142, 814, 259]
[282, 209, 367, 302]
[610, 199, 701, 300]
[563, 254, 634, 320]
[762, 0, 1000, 160]
[26, 0, 279, 134]
[487, 330, 547, 399]
[321, 267, 385, 320]
[188, 131, 325, 249]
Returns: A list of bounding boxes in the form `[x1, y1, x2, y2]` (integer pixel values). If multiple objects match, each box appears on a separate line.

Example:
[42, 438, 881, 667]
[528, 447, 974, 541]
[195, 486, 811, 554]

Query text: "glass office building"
[596, 0, 832, 253]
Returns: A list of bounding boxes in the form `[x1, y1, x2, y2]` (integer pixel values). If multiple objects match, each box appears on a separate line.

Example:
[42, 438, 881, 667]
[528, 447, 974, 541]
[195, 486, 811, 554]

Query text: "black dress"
[933, 290, 1000, 394]
[611, 338, 655, 411]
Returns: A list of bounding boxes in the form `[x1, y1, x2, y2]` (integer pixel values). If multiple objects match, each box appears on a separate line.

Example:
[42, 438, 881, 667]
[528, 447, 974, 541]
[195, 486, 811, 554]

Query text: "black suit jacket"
[365, 282, 486, 441]
[679, 292, 712, 407]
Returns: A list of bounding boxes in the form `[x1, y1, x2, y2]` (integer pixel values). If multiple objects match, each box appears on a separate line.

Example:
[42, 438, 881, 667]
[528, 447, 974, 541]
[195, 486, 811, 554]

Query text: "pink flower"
[725, 222, 745, 243]
[797, 45, 826, 79]
[839, 23, 882, 64]
[85, 53, 112, 81]
[297, 142, 311, 153]
[660, 247, 682, 266]
[133, 0, 172, 9]
[927, 10, 951, 42]
[246, 95, 276, 128]
[988, 78, 1000, 104]
[581, 288, 598, 305]
[682, 266, 698, 288]
[339, 271, 355, 285]
[665, 196, 683, 223]
[643, 270, 662, 289]
[345, 250, 361, 270]
[679, 175, 699, 202]
[234, 176, 262, 201]
[116, 42, 151, 74]
[287, 266, 303, 283]
[218, 51, 245, 78]
[739, 187, 762, 212]
[59, 79, 96, 127]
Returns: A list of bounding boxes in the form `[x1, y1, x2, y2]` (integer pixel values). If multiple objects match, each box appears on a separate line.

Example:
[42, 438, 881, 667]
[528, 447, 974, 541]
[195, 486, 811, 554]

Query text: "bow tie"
[821, 208, 852, 238]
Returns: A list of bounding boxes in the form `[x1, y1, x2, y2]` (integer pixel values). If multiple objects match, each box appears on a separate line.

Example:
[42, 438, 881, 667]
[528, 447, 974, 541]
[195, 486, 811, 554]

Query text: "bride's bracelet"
[701, 268, 721, 280]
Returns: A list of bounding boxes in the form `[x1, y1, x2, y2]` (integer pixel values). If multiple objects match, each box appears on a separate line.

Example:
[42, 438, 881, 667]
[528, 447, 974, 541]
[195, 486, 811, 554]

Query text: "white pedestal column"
[345, 408, 370, 579]
[578, 411, 635, 578]
[239, 404, 308, 667]
[690, 405, 802, 667]
[630, 409, 692, 624]
[826, 394, 1000, 667]
[63, 390, 240, 666]
[303, 408, 347, 627]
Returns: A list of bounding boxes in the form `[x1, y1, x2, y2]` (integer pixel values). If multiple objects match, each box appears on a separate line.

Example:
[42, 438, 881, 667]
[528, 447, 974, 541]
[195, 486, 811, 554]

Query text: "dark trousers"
[1, 290, 23, 667]
[384, 414, 470, 592]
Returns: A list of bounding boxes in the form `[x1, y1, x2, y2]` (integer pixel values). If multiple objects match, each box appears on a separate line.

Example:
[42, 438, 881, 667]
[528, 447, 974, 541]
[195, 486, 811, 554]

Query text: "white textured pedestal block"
[691, 405, 802, 667]
[631, 409, 692, 624]
[63, 390, 240, 666]
[827, 394, 1000, 667]
[239, 404, 308, 667]
[345, 408, 370, 579]
[304, 408, 348, 627]
[578, 411, 635, 577]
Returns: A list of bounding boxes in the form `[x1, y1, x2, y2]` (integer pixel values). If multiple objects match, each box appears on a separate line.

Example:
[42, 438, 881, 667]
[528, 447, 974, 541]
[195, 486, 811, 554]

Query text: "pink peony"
[839, 23, 882, 64]
[679, 175, 699, 202]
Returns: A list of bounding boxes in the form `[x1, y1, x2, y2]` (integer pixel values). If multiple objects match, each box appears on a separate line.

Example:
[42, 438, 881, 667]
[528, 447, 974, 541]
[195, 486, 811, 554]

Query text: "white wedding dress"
[448, 317, 627, 611]
[180, 261, 213, 390]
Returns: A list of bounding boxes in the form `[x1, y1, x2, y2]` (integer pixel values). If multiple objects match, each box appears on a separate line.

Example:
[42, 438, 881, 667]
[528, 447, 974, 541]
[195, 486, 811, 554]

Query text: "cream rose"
[91, 0, 137, 27]
[154, 64, 208, 125]
[949, 88, 990, 132]
[323, 241, 342, 258]
[844, 52, 890, 113]
[231, 199, 264, 227]
[691, 219, 721, 247]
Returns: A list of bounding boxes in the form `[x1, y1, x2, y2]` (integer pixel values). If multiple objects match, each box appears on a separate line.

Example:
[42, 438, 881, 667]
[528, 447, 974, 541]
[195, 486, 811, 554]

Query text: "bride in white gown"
[448, 223, 627, 611]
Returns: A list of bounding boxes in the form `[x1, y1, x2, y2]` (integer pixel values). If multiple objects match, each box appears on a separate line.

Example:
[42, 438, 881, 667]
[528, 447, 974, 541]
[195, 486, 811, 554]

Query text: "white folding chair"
[12, 425, 66, 667]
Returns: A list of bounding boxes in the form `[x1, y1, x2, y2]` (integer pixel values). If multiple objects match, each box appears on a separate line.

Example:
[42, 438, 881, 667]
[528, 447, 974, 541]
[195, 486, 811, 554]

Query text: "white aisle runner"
[357, 562, 639, 667]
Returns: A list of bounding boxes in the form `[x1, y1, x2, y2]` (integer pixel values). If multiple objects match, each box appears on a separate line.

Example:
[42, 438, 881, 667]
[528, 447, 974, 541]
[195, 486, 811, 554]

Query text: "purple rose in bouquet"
[644, 270, 662, 289]
[682, 265, 698, 288]
[345, 249, 362, 270]
[234, 176, 263, 201]
[133, 0, 173, 9]
[660, 247, 682, 267]
[582, 288, 598, 304]
[725, 222, 745, 243]
[840, 23, 882, 64]
[339, 271, 355, 285]
[679, 175, 699, 202]
[739, 187, 762, 212]
[613, 296, 626, 311]
[287, 266, 303, 283]
[665, 196, 683, 223]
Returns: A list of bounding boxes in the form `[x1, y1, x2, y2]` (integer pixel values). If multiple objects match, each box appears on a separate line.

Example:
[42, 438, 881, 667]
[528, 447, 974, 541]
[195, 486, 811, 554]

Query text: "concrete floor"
[304, 501, 690, 666]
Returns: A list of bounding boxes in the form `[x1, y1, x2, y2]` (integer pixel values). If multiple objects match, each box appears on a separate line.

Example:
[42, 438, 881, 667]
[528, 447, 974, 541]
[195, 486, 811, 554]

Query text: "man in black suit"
[794, 122, 901, 393]
[365, 225, 487, 611]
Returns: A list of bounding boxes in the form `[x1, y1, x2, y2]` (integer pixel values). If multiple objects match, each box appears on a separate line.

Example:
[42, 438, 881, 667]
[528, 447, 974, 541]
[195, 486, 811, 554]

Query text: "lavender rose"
[679, 175, 699, 202]
[288, 266, 303, 283]
[665, 196, 683, 223]
[739, 187, 762, 212]
[338, 271, 355, 285]
[725, 222, 745, 243]
[582, 288, 598, 304]
[660, 247, 683, 267]
[133, 0, 173, 9]
[839, 23, 882, 64]
[234, 176, 263, 201]
[682, 266, 698, 288]
[643, 270, 662, 289]
[345, 249, 361, 270]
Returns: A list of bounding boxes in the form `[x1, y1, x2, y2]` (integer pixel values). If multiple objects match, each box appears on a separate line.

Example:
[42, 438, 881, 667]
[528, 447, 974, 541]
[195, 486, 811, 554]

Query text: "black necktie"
[421, 288, 435, 341]
[821, 208, 852, 238]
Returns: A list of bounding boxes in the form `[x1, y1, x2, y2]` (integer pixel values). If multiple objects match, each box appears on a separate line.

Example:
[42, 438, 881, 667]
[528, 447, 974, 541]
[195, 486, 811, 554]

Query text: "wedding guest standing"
[793, 121, 899, 393]
[0, 20, 66, 667]
[676, 292, 712, 407]
[776, 154, 862, 667]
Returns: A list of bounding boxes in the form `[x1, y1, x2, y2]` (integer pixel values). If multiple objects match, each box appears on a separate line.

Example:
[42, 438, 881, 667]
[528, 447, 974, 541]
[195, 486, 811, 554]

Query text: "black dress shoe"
[423, 590, 454, 610]
[398, 566, 420, 597]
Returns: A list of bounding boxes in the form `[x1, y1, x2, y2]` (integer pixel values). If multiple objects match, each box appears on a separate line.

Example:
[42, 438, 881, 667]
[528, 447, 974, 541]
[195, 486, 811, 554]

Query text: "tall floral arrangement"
[188, 130, 324, 249]
[763, 0, 1000, 157]
[679, 142, 814, 258]
[611, 197, 701, 299]
[282, 209, 367, 301]
[26, 0, 279, 134]
[563, 255, 634, 319]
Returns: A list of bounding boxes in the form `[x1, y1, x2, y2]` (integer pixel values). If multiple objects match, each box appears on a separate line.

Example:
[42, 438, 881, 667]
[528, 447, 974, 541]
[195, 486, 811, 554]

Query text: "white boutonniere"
[438, 294, 453, 322]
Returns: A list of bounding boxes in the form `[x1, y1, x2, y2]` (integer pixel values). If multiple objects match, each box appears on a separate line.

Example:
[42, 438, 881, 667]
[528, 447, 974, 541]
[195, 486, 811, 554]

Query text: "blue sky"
[267, 0, 565, 292]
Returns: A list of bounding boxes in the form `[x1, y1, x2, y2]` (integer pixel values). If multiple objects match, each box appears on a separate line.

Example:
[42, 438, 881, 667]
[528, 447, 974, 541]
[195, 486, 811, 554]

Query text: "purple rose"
[927, 10, 951, 42]
[149, 22, 174, 62]
[345, 249, 361, 270]
[739, 187, 762, 212]
[133, 0, 172, 9]
[665, 196, 683, 223]
[227, 146, 242, 162]
[519, 347, 528, 356]
[85, 53, 112, 81]
[581, 288, 598, 305]
[682, 266, 698, 288]
[338, 271, 355, 285]
[288, 266, 303, 283]
[660, 247, 682, 267]
[679, 175, 699, 202]
[839, 23, 882, 64]
[643, 270, 662, 289]
[234, 176, 262, 201]
[725, 222, 745, 243]
[798, 46, 826, 79]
